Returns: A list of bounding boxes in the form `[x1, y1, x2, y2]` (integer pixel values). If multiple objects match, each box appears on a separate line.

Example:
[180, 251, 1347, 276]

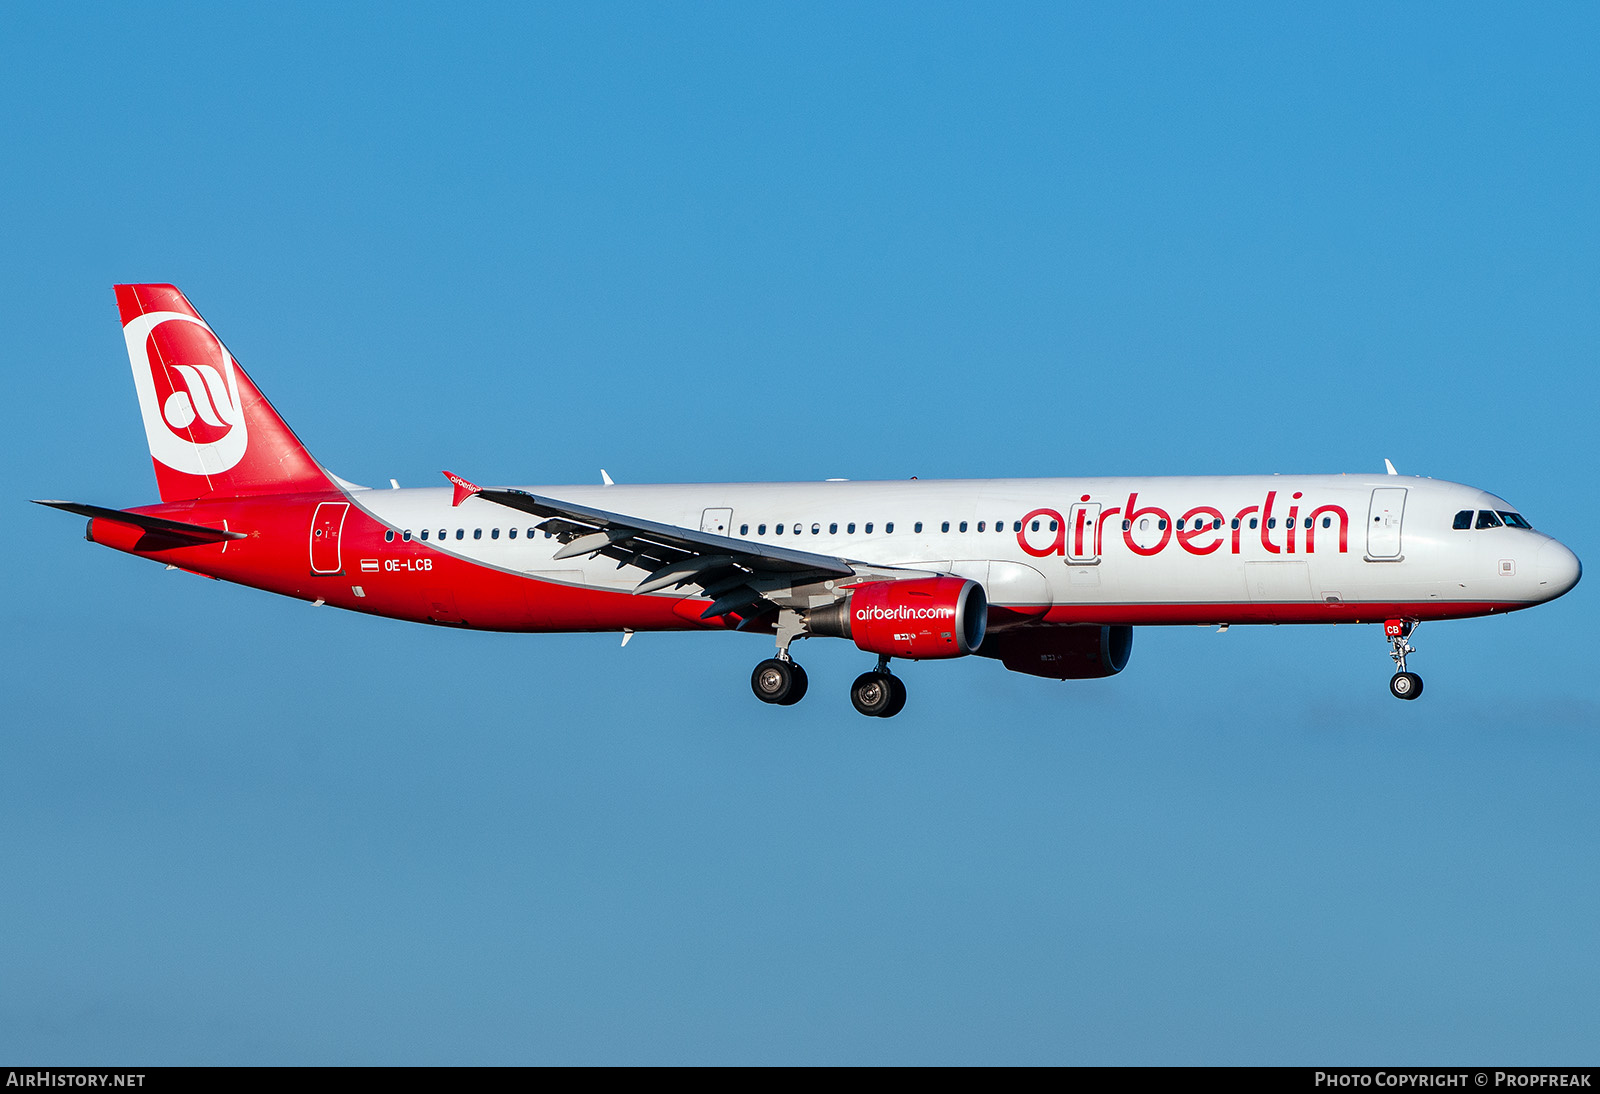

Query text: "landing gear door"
[700, 508, 733, 536]
[310, 501, 349, 574]
[1366, 488, 1407, 560]
[1066, 502, 1101, 563]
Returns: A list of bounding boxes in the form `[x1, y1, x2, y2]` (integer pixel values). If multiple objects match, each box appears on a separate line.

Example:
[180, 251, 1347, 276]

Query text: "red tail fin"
[116, 284, 332, 501]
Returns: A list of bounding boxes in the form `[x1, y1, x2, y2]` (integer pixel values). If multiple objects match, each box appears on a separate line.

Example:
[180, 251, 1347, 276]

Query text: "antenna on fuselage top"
[1384, 459, 1398, 476]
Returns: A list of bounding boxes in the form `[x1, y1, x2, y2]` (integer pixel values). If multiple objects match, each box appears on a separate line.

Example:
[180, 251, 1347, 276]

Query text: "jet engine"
[807, 576, 987, 659]
[977, 625, 1133, 679]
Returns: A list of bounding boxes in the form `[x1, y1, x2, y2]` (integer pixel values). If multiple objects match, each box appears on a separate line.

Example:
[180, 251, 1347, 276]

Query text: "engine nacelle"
[977, 625, 1133, 679]
[807, 576, 987, 659]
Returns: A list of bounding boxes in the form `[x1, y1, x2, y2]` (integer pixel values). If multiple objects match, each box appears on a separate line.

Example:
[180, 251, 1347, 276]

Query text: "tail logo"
[124, 311, 248, 475]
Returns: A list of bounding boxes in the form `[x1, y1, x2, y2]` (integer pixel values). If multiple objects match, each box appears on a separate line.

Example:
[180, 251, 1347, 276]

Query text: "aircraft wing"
[465, 482, 930, 622]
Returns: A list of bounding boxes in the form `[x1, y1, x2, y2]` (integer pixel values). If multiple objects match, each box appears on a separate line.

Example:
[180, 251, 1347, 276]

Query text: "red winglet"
[442, 470, 482, 507]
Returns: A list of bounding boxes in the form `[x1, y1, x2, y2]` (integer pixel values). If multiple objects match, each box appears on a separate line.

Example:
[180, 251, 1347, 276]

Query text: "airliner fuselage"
[38, 285, 1582, 716]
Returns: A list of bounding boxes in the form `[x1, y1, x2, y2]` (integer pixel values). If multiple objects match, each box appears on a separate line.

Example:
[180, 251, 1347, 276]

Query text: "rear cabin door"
[1366, 488, 1407, 560]
[310, 501, 349, 574]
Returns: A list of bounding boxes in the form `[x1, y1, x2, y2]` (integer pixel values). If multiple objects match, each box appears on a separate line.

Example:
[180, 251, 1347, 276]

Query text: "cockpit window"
[1452, 510, 1473, 530]
[1476, 510, 1503, 530]
[1498, 511, 1533, 530]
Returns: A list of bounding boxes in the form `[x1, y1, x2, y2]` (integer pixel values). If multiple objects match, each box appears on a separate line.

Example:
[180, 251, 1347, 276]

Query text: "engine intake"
[808, 576, 986, 659]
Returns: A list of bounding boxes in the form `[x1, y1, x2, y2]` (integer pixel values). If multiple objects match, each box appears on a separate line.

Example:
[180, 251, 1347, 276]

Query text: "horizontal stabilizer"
[32, 500, 246, 543]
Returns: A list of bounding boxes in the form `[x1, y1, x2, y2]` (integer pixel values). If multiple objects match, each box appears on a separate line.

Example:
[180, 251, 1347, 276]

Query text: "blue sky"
[4, 3, 1597, 1064]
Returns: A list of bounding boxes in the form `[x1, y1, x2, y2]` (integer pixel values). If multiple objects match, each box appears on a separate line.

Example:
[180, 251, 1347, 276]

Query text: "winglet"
[1384, 459, 1398, 476]
[442, 470, 482, 507]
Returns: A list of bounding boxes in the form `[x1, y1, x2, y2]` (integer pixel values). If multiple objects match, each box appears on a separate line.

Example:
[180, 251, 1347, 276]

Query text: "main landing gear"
[748, 612, 907, 717]
[1385, 619, 1424, 701]
[850, 658, 907, 718]
[751, 657, 808, 706]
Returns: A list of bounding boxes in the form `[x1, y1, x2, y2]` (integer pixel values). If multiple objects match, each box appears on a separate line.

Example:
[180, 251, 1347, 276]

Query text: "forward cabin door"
[701, 508, 733, 536]
[310, 501, 349, 574]
[1366, 488, 1407, 560]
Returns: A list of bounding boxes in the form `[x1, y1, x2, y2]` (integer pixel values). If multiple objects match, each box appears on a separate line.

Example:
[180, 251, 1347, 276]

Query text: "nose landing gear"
[1385, 619, 1423, 701]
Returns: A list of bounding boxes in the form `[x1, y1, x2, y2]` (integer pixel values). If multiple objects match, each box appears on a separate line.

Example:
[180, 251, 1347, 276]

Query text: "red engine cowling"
[809, 576, 987, 659]
[977, 625, 1133, 679]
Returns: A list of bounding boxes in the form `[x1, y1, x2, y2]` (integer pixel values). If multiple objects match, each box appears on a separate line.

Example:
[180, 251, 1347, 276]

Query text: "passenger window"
[1249, 518, 1258, 529]
[529, 529, 538, 538]
[455, 529, 464, 540]
[1030, 521, 1039, 532]
[402, 530, 412, 542]
[793, 524, 801, 535]
[1157, 520, 1166, 531]
[943, 521, 952, 533]
[491, 528, 499, 539]
[740, 524, 748, 536]
[1122, 520, 1131, 531]
[508, 528, 517, 539]
[977, 521, 986, 532]
[847, 523, 856, 534]
[1304, 518, 1312, 529]
[1050, 520, 1058, 532]
[1231, 519, 1239, 530]
[474, 529, 483, 540]
[1176, 519, 1185, 531]
[1476, 510, 1503, 529]
[1322, 517, 1331, 529]
[811, 523, 820, 535]
[829, 523, 837, 534]
[1267, 518, 1276, 529]
[886, 522, 894, 533]
[959, 521, 968, 533]
[865, 522, 874, 534]
[384, 530, 394, 542]
[1452, 510, 1473, 530]
[914, 522, 923, 533]
[758, 523, 767, 535]
[1013, 521, 1022, 532]
[775, 523, 784, 535]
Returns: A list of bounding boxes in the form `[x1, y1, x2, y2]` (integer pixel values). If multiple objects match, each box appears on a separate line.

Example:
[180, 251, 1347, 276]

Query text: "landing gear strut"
[1385, 619, 1423, 701]
[851, 656, 907, 718]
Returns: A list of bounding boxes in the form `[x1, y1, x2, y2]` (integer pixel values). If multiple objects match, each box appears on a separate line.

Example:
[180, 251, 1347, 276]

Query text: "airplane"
[36, 284, 1582, 716]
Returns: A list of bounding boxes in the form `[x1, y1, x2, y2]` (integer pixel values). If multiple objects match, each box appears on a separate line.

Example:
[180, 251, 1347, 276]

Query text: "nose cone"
[1535, 539, 1582, 602]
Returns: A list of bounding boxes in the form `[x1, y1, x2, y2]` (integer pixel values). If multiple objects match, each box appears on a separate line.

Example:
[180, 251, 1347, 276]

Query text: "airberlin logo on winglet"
[1017, 491, 1350, 559]
[124, 311, 248, 475]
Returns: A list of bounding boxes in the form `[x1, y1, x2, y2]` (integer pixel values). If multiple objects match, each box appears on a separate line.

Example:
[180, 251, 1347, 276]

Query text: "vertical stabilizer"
[115, 284, 332, 501]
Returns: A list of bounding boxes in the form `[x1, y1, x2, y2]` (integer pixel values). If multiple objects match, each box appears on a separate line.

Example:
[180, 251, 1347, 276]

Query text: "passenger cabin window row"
[734, 519, 1051, 536]
[383, 527, 556, 542]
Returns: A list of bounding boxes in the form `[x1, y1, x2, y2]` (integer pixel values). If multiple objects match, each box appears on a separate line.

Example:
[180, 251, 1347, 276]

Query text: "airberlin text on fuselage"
[1018, 490, 1351, 559]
